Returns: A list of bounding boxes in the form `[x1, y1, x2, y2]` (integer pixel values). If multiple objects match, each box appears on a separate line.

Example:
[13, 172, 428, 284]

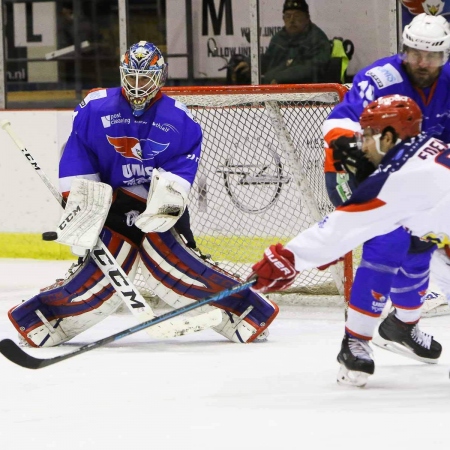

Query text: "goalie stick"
[0, 280, 256, 369]
[1, 120, 222, 339]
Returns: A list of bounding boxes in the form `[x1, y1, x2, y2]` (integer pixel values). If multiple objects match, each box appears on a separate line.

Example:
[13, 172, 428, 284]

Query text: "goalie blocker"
[9, 188, 278, 346]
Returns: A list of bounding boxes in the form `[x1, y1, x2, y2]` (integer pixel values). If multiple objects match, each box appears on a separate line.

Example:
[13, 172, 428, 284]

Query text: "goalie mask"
[120, 41, 168, 117]
[402, 13, 450, 65]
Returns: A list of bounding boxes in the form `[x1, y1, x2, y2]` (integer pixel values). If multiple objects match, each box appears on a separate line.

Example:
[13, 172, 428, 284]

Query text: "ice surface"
[1, 259, 449, 450]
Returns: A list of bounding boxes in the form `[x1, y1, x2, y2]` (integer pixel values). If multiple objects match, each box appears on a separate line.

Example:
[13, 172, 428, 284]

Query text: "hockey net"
[134, 84, 352, 305]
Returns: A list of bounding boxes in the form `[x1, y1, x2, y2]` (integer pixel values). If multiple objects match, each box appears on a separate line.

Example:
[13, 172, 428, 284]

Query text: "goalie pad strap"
[56, 178, 112, 253]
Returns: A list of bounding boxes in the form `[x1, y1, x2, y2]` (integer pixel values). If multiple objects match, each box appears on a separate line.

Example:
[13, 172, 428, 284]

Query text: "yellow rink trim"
[196, 235, 288, 263]
[0, 233, 76, 260]
[0, 232, 285, 263]
[7, 89, 91, 102]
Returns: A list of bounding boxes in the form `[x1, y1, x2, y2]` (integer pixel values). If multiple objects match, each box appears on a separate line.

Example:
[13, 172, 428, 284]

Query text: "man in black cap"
[233, 0, 331, 84]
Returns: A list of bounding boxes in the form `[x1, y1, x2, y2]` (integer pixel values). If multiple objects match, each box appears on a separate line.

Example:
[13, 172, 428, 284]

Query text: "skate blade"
[372, 334, 439, 364]
[336, 364, 369, 387]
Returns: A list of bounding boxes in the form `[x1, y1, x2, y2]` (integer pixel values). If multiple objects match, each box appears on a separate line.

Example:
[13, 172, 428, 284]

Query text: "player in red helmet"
[250, 94, 448, 386]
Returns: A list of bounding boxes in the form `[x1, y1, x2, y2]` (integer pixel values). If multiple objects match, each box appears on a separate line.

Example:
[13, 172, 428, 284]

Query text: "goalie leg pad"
[213, 310, 270, 343]
[139, 231, 279, 343]
[430, 248, 450, 301]
[9, 228, 140, 347]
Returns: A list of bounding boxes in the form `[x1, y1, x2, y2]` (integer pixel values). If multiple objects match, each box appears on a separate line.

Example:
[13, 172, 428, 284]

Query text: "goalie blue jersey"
[323, 54, 450, 172]
[59, 88, 202, 197]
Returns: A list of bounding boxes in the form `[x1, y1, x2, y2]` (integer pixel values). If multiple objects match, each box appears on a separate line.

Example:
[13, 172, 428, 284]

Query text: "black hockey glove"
[330, 136, 360, 174]
[354, 158, 376, 184]
[330, 136, 376, 184]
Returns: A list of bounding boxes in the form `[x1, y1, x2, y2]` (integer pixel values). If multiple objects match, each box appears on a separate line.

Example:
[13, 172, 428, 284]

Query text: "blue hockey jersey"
[59, 88, 202, 198]
[323, 54, 450, 172]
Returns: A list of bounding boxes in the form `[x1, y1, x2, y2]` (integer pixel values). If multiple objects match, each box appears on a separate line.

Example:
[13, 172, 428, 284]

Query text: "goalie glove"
[135, 168, 188, 233]
[248, 243, 299, 293]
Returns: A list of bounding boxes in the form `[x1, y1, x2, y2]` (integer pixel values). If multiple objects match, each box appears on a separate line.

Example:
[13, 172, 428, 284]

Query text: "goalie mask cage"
[135, 84, 353, 305]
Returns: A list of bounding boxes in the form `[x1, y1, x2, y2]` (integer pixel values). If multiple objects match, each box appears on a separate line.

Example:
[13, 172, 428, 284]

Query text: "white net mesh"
[134, 85, 350, 301]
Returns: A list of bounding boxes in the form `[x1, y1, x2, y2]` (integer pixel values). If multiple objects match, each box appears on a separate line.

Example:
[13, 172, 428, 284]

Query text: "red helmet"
[359, 95, 422, 140]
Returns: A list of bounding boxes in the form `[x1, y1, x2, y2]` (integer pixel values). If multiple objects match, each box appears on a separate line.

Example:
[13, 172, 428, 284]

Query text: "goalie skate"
[373, 310, 442, 364]
[336, 335, 374, 387]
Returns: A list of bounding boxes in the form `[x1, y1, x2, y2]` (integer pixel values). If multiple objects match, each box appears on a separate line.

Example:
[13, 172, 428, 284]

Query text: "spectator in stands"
[58, 2, 94, 50]
[232, 0, 331, 84]
[57, 2, 97, 87]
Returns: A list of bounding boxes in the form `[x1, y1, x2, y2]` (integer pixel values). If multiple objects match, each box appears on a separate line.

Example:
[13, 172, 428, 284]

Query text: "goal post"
[136, 84, 352, 305]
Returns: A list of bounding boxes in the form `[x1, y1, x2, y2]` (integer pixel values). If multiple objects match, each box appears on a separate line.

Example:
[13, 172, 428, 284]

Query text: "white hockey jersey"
[286, 132, 450, 270]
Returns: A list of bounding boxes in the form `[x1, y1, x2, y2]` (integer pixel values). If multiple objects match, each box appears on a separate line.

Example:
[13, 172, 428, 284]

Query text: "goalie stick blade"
[0, 339, 54, 369]
[149, 308, 223, 338]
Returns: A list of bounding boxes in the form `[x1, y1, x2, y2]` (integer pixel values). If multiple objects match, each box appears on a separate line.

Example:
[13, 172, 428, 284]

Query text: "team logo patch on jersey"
[152, 122, 178, 133]
[107, 135, 169, 161]
[101, 113, 131, 128]
[365, 63, 402, 89]
[371, 290, 386, 302]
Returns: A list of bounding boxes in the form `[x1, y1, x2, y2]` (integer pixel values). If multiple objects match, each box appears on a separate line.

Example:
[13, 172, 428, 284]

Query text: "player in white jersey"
[8, 41, 278, 348]
[249, 94, 450, 386]
[325, 13, 450, 319]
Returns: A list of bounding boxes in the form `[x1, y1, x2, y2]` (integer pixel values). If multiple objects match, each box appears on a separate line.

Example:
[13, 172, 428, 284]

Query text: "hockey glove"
[330, 136, 360, 175]
[249, 243, 299, 293]
[135, 169, 188, 233]
[354, 157, 376, 184]
[331, 136, 376, 183]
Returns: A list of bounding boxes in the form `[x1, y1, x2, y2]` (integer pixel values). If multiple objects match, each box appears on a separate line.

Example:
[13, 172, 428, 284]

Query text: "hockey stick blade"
[0, 339, 57, 369]
[0, 279, 256, 369]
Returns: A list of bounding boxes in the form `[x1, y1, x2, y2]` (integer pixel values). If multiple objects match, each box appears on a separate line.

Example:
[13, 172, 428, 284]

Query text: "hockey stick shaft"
[0, 120, 219, 339]
[1, 120, 66, 206]
[0, 280, 255, 369]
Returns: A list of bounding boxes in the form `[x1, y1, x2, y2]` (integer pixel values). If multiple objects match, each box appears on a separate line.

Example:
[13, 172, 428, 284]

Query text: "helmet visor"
[401, 47, 446, 67]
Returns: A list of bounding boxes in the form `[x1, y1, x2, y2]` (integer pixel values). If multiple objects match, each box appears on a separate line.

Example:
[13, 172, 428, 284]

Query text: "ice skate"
[373, 310, 442, 363]
[337, 335, 375, 387]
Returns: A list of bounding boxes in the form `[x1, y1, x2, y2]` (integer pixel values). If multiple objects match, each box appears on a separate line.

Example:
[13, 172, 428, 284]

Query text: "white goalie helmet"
[120, 41, 168, 117]
[402, 13, 450, 55]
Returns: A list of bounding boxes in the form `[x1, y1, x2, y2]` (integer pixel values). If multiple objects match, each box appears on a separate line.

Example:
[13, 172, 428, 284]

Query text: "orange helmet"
[359, 94, 422, 140]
